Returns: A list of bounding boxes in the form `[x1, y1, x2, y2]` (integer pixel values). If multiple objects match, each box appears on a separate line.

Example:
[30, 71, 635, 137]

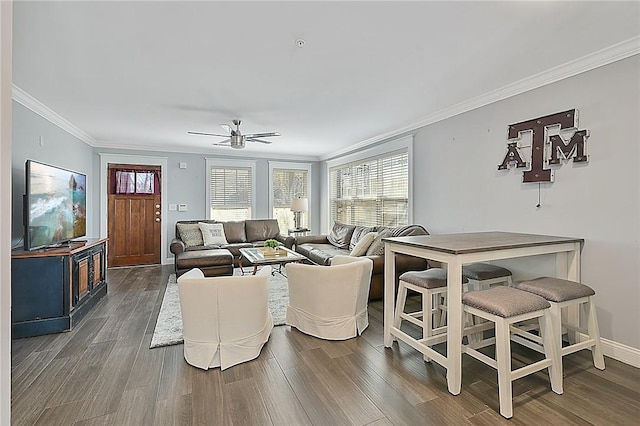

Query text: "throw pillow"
[176, 223, 204, 247]
[199, 222, 228, 246]
[366, 229, 393, 256]
[327, 222, 356, 249]
[349, 226, 377, 250]
[349, 232, 378, 256]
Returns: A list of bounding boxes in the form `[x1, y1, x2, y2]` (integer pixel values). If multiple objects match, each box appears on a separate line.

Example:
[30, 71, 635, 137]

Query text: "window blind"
[209, 166, 253, 221]
[272, 168, 308, 233]
[329, 150, 408, 227]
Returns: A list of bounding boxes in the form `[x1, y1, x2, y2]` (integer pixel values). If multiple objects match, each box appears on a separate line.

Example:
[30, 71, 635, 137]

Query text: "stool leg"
[423, 290, 432, 362]
[548, 302, 564, 378]
[439, 294, 447, 327]
[540, 311, 563, 394]
[433, 291, 442, 329]
[565, 301, 579, 344]
[495, 318, 513, 419]
[394, 282, 408, 329]
[585, 296, 605, 370]
[467, 280, 484, 343]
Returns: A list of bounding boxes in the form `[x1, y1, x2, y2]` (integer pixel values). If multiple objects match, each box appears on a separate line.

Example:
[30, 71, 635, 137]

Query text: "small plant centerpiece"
[261, 239, 281, 255]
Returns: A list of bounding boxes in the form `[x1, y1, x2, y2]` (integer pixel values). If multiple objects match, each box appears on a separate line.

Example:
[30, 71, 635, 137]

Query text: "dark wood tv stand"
[11, 238, 108, 338]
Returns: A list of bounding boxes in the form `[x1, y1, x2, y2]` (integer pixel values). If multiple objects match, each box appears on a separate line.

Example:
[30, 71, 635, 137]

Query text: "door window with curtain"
[110, 168, 160, 195]
[270, 162, 310, 234]
[329, 149, 408, 227]
[206, 159, 256, 221]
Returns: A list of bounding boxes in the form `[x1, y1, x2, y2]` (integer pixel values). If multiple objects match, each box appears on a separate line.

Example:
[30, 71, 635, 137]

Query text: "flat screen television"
[24, 160, 87, 251]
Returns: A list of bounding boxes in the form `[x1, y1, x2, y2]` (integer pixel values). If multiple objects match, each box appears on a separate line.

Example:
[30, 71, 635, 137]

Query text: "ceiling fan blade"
[212, 138, 231, 146]
[220, 124, 232, 134]
[246, 138, 273, 144]
[244, 132, 281, 138]
[188, 131, 230, 137]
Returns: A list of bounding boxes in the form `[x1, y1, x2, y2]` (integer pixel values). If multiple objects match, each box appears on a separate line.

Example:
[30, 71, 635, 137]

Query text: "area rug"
[149, 270, 289, 349]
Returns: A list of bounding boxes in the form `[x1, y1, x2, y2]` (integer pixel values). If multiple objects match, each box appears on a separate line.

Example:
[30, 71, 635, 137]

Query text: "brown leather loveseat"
[294, 223, 429, 300]
[170, 219, 294, 276]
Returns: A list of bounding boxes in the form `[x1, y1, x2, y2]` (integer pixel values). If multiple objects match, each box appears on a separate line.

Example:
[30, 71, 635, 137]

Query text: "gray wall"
[321, 56, 640, 350]
[93, 148, 321, 262]
[11, 101, 97, 245]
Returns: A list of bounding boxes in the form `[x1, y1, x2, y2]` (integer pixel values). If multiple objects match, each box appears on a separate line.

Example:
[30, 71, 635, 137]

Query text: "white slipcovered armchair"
[285, 255, 374, 340]
[177, 267, 273, 370]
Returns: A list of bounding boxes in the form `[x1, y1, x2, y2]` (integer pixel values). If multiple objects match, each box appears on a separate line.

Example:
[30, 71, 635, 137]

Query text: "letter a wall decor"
[497, 109, 590, 183]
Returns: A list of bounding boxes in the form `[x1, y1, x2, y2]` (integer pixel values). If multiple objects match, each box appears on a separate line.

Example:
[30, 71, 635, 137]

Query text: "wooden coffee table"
[239, 246, 307, 275]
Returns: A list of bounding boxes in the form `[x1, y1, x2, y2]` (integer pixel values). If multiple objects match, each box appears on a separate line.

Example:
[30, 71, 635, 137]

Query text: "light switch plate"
[169, 203, 177, 211]
[178, 203, 188, 212]
[179, 162, 187, 169]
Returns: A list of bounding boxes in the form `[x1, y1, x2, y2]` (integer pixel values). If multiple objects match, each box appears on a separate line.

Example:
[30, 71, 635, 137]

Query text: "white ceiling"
[12, 1, 640, 160]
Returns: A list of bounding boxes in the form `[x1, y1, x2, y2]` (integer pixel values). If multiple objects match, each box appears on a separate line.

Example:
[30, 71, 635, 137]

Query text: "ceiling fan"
[188, 119, 280, 149]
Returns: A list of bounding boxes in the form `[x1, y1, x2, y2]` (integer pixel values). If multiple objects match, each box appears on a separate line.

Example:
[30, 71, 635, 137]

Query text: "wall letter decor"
[497, 109, 590, 183]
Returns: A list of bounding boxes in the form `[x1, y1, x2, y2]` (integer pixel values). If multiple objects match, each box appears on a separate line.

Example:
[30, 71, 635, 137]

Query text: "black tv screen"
[24, 160, 87, 251]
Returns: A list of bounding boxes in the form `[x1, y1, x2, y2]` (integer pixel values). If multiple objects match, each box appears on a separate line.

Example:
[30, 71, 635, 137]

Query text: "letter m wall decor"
[497, 109, 590, 183]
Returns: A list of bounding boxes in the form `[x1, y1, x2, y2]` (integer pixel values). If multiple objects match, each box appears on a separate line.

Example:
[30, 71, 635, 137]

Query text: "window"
[108, 165, 160, 195]
[328, 137, 411, 227]
[269, 162, 311, 234]
[115, 171, 155, 194]
[206, 159, 256, 221]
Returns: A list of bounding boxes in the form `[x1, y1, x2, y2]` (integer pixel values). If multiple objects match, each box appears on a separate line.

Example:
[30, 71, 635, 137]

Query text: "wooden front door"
[107, 164, 162, 267]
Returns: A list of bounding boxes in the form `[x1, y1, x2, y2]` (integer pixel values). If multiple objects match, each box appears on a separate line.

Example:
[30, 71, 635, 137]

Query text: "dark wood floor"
[11, 265, 640, 425]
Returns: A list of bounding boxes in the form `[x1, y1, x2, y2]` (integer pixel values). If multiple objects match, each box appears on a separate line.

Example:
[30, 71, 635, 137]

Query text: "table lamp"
[291, 197, 308, 230]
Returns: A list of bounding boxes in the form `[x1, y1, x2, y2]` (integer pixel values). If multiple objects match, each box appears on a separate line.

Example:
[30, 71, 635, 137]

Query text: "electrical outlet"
[178, 204, 188, 212]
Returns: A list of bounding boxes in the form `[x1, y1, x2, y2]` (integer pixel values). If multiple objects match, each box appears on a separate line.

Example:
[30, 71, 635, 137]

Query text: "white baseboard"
[579, 332, 640, 368]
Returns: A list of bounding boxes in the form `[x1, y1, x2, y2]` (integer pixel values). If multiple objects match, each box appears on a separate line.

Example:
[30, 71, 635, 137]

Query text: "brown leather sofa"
[170, 219, 294, 276]
[294, 223, 429, 300]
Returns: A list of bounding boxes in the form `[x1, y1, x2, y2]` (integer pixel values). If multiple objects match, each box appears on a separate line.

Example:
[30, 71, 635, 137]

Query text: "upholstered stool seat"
[463, 262, 513, 290]
[462, 285, 550, 317]
[514, 276, 594, 302]
[513, 277, 605, 373]
[462, 286, 563, 419]
[400, 268, 459, 289]
[175, 249, 234, 277]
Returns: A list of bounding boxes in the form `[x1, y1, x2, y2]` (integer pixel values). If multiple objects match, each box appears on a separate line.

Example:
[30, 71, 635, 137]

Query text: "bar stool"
[463, 262, 513, 291]
[394, 269, 473, 362]
[513, 277, 605, 373]
[462, 263, 513, 341]
[462, 286, 563, 419]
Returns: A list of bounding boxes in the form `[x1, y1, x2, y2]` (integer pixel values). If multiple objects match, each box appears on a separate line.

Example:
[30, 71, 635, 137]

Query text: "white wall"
[411, 56, 639, 349]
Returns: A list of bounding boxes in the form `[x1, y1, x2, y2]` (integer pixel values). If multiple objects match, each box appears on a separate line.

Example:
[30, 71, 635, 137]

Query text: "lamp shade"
[291, 197, 308, 212]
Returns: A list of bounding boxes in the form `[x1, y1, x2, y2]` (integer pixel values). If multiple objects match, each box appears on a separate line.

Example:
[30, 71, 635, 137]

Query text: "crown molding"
[93, 140, 321, 162]
[11, 84, 98, 146]
[322, 36, 640, 161]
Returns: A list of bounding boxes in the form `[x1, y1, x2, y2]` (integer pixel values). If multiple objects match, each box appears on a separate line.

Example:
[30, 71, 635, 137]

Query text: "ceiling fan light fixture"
[230, 135, 245, 149]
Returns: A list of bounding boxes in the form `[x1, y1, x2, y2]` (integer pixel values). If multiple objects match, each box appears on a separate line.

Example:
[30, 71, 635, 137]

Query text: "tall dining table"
[383, 231, 584, 395]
